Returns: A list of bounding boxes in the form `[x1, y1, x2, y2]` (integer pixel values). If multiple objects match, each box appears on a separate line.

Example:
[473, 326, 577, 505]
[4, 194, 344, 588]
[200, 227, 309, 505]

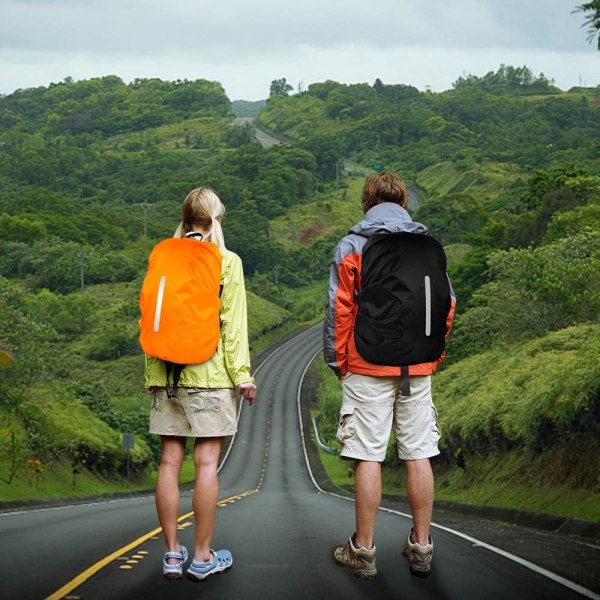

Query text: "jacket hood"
[349, 202, 427, 237]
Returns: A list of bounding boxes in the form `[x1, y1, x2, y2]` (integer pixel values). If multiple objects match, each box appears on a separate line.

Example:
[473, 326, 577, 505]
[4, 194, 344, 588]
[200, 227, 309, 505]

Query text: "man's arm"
[324, 241, 360, 378]
[445, 274, 457, 338]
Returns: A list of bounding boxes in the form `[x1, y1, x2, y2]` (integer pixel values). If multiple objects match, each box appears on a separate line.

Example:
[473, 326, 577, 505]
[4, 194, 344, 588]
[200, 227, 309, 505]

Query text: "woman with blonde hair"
[144, 186, 256, 582]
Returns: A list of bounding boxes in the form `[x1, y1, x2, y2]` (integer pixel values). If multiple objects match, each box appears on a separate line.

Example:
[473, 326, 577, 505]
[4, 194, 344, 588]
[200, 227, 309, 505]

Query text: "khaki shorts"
[337, 373, 440, 461]
[149, 387, 238, 438]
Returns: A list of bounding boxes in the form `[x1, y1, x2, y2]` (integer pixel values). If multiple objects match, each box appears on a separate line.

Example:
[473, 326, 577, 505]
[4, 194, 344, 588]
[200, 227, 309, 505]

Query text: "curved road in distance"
[233, 116, 284, 148]
[233, 117, 422, 209]
[1, 325, 596, 599]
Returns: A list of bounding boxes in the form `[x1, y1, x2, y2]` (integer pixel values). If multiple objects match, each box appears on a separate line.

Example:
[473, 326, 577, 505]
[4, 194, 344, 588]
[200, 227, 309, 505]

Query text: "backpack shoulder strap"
[164, 361, 185, 399]
[400, 365, 411, 396]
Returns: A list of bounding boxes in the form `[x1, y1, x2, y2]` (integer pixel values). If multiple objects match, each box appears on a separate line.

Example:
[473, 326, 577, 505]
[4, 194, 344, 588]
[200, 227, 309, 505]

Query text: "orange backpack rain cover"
[139, 238, 222, 365]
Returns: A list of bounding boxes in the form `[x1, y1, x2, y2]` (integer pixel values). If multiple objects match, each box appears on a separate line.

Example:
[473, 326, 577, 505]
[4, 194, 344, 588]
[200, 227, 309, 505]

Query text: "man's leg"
[405, 458, 434, 545]
[394, 376, 438, 576]
[333, 457, 379, 579]
[355, 460, 381, 549]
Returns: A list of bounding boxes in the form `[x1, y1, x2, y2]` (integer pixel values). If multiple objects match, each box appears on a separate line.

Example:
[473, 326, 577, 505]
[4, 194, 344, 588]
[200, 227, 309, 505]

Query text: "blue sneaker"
[186, 549, 233, 582]
[162, 545, 188, 580]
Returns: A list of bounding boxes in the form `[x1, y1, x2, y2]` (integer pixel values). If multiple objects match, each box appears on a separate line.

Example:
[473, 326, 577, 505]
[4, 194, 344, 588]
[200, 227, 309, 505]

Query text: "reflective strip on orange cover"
[139, 238, 222, 365]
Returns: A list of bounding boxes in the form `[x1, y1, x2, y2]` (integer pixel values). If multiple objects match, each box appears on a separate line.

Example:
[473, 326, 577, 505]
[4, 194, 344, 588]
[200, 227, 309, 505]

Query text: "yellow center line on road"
[46, 489, 259, 600]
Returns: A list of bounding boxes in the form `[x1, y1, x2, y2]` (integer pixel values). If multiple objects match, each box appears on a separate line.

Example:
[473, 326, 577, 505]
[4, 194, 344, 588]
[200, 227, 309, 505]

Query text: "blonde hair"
[361, 171, 408, 213]
[174, 187, 226, 253]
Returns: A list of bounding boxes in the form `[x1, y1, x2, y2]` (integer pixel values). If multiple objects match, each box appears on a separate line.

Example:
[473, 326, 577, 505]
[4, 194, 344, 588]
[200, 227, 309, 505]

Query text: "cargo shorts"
[149, 387, 238, 438]
[336, 372, 440, 462]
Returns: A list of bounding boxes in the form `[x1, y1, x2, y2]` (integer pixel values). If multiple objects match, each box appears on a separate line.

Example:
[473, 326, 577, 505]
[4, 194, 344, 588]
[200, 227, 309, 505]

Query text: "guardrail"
[312, 414, 339, 455]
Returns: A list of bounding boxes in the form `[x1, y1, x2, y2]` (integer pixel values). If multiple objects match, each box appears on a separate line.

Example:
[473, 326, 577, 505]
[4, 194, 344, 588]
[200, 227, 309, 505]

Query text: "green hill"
[259, 68, 599, 521]
[313, 324, 600, 521]
[1, 70, 598, 515]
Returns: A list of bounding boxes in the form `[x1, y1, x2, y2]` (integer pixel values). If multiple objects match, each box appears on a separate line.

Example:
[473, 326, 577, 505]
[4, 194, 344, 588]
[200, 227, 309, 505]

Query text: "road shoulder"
[299, 361, 600, 594]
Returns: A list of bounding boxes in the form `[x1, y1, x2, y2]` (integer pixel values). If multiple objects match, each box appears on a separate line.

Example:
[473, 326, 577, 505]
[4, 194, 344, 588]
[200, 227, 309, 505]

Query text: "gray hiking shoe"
[334, 533, 377, 580]
[401, 530, 433, 577]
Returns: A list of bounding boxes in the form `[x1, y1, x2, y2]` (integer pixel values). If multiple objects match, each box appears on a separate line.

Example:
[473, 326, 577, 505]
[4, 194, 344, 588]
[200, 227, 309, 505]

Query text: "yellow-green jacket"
[144, 249, 254, 389]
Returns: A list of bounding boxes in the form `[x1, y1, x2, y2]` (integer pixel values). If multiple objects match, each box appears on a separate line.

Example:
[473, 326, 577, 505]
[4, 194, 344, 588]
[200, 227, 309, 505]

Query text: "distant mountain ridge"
[231, 98, 267, 117]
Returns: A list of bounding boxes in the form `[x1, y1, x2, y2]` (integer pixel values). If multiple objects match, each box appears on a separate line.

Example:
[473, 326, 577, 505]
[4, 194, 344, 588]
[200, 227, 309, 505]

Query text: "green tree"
[414, 193, 491, 245]
[0, 214, 46, 242]
[270, 78, 293, 96]
[0, 426, 30, 485]
[87, 326, 139, 360]
[451, 230, 600, 360]
[573, 1, 600, 49]
[24, 289, 98, 336]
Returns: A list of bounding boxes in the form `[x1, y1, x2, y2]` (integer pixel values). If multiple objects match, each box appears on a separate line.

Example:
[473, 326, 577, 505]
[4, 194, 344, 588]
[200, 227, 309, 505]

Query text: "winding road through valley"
[0, 325, 598, 599]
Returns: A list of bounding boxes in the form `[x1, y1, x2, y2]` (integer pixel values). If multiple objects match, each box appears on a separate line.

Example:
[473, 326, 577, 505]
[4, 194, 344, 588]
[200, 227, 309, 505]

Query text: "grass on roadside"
[0, 448, 196, 505]
[314, 440, 600, 522]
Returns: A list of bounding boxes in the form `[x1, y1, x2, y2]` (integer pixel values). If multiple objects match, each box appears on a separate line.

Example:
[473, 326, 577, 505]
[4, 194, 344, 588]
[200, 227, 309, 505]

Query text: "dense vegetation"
[231, 99, 267, 118]
[0, 76, 341, 495]
[1, 68, 599, 515]
[258, 67, 600, 518]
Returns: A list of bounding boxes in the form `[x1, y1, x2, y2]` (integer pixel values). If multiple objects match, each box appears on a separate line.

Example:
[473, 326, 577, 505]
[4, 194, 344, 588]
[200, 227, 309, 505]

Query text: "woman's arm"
[220, 253, 255, 390]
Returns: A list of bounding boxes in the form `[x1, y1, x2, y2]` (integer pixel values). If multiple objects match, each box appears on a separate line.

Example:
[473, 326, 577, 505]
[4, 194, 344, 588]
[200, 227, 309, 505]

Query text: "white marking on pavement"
[296, 343, 600, 600]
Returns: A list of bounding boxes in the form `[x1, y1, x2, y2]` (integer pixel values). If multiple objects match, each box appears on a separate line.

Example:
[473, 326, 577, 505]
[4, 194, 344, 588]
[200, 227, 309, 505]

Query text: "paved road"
[0, 325, 597, 599]
[232, 118, 422, 210]
[232, 116, 283, 148]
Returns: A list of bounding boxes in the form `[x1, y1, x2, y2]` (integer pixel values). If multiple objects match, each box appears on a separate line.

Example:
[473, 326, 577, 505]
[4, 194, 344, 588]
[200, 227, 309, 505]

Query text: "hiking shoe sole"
[162, 545, 188, 580]
[333, 534, 377, 580]
[402, 532, 432, 577]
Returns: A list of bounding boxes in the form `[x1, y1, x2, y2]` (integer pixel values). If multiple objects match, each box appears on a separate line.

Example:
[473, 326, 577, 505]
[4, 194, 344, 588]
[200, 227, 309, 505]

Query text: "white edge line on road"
[0, 497, 135, 517]
[296, 349, 600, 600]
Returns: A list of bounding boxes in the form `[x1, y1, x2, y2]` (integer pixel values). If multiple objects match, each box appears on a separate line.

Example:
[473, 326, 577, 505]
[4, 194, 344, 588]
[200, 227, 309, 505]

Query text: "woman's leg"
[156, 435, 186, 559]
[192, 436, 224, 562]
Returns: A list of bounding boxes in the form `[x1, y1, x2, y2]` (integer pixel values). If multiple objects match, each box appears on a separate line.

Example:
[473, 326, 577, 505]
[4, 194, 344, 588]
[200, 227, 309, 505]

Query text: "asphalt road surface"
[1, 325, 598, 599]
[232, 117, 422, 209]
[232, 116, 283, 148]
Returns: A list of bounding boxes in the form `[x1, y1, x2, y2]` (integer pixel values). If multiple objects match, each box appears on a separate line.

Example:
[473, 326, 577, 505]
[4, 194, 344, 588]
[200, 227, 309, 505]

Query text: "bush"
[87, 326, 139, 360]
[435, 324, 600, 451]
[452, 230, 600, 359]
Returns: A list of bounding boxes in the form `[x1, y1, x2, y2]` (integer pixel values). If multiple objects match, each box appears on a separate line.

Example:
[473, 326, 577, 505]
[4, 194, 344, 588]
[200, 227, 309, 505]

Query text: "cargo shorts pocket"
[188, 389, 221, 413]
[336, 405, 356, 444]
[431, 403, 441, 439]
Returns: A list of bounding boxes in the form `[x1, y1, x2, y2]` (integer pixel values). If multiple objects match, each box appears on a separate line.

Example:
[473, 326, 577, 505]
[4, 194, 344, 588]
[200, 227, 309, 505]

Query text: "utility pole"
[138, 201, 153, 237]
[336, 160, 345, 182]
[79, 244, 86, 294]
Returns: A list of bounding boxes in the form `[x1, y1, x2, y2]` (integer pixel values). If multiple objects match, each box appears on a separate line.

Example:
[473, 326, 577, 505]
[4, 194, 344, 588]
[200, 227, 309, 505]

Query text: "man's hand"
[237, 382, 257, 406]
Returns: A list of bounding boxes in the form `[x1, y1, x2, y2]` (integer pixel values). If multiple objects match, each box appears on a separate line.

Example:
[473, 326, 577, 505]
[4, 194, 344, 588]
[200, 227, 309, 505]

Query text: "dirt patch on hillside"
[299, 223, 325, 245]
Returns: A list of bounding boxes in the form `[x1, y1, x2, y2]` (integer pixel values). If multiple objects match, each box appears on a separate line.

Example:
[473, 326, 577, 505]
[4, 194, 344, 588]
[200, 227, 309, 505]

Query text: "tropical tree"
[270, 78, 293, 96]
[574, 1, 600, 49]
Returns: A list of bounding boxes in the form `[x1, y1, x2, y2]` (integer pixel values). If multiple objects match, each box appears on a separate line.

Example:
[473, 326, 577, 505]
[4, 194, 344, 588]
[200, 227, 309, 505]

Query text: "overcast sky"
[0, 0, 597, 100]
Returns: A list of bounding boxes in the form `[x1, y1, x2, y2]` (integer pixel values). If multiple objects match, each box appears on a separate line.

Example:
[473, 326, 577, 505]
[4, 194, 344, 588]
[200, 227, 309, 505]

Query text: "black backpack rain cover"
[354, 232, 451, 366]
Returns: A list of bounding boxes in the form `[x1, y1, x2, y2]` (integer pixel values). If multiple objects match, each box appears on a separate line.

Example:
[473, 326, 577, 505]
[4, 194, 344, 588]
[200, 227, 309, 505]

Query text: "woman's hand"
[237, 382, 256, 406]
